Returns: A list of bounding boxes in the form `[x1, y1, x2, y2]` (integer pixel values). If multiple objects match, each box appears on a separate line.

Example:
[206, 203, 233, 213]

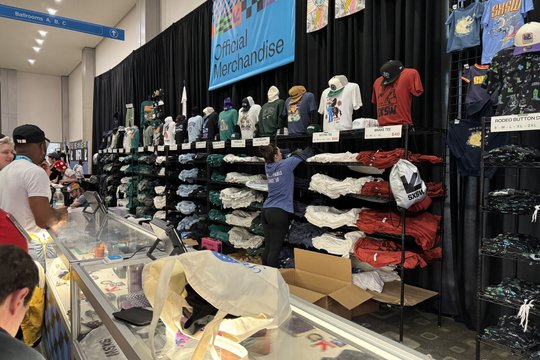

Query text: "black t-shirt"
[486, 47, 540, 115]
[49, 167, 61, 182]
[0, 328, 44, 360]
[175, 119, 188, 144]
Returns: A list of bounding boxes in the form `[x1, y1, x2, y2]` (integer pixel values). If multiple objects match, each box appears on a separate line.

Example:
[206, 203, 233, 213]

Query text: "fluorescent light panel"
[32, 47, 41, 53]
[46, 8, 57, 15]
[27, 59, 36, 65]
[35, 39, 44, 45]
[38, 30, 47, 37]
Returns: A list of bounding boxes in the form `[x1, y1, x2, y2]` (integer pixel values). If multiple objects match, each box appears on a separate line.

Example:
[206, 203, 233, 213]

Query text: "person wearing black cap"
[372, 60, 423, 126]
[0, 125, 67, 234]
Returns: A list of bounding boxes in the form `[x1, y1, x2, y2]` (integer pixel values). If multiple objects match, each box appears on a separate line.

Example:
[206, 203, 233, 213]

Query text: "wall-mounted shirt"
[318, 83, 362, 131]
[446, 2, 484, 53]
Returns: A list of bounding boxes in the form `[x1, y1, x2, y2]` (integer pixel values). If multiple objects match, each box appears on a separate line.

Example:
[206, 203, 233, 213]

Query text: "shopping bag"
[21, 261, 45, 347]
[389, 159, 428, 209]
[142, 251, 291, 359]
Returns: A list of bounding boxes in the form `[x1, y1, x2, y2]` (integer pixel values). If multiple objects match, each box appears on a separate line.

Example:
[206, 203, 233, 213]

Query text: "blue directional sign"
[0, 4, 124, 41]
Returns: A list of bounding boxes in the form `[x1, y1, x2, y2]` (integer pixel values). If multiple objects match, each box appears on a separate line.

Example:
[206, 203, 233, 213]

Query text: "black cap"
[380, 60, 404, 86]
[13, 124, 49, 144]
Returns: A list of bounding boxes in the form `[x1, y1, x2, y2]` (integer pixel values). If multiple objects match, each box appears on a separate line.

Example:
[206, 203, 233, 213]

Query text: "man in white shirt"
[0, 125, 67, 233]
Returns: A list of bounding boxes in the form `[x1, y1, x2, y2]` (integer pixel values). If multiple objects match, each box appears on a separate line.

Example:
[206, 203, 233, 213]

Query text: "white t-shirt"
[238, 105, 261, 139]
[0, 159, 51, 233]
[187, 115, 203, 143]
[318, 82, 362, 131]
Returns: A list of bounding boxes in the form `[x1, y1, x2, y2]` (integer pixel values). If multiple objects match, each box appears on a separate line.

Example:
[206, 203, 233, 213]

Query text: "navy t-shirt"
[446, 2, 484, 53]
[284, 92, 317, 135]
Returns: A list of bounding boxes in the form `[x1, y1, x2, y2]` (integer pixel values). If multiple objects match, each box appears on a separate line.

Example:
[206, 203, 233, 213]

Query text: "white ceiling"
[0, 0, 136, 76]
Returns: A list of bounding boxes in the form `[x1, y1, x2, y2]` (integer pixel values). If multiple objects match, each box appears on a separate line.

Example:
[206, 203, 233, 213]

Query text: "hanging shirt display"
[175, 117, 188, 144]
[446, 2, 484, 53]
[318, 82, 362, 131]
[202, 110, 219, 141]
[162, 116, 176, 145]
[257, 100, 285, 136]
[140, 100, 154, 127]
[187, 115, 203, 143]
[461, 64, 495, 106]
[372, 68, 424, 126]
[486, 47, 540, 115]
[481, 0, 534, 64]
[218, 109, 238, 141]
[285, 91, 317, 135]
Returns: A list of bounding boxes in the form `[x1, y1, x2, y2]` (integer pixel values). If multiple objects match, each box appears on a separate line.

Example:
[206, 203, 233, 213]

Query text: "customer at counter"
[0, 245, 44, 360]
[67, 183, 88, 209]
[0, 125, 67, 233]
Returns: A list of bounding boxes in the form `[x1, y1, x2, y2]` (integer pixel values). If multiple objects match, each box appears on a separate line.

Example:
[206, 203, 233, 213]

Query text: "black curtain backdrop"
[93, 0, 458, 313]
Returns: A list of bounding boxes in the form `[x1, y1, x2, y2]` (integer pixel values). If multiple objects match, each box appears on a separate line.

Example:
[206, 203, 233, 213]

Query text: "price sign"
[181, 143, 191, 150]
[107, 149, 112, 153]
[213, 141, 225, 149]
[364, 125, 402, 139]
[312, 131, 340, 143]
[119, 149, 125, 153]
[158, 146, 165, 151]
[491, 113, 540, 133]
[138, 147, 145, 152]
[169, 145, 178, 151]
[147, 146, 155, 152]
[253, 137, 270, 146]
[231, 139, 246, 148]
[98, 150, 102, 154]
[196, 141, 207, 149]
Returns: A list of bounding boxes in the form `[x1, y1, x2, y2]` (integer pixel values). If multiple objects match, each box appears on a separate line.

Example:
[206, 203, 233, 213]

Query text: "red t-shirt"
[372, 68, 424, 126]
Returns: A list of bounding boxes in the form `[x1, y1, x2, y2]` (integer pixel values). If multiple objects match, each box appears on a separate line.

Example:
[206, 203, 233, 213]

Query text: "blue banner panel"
[0, 4, 124, 41]
[209, 0, 295, 90]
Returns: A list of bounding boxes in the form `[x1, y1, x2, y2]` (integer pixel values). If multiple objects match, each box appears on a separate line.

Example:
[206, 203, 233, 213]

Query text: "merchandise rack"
[275, 124, 447, 343]
[476, 116, 540, 359]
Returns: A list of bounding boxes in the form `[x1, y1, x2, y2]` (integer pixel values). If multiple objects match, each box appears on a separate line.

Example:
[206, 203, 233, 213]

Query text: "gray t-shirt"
[0, 328, 45, 360]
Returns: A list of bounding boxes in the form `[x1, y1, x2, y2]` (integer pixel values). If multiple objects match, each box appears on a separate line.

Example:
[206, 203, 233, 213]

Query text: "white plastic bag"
[142, 251, 291, 359]
[389, 159, 427, 209]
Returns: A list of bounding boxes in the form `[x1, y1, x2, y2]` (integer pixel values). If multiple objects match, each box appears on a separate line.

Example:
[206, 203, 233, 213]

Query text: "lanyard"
[15, 155, 32, 163]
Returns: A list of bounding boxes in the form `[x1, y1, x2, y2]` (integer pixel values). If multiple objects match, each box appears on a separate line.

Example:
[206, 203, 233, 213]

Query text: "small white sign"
[158, 146, 165, 151]
[98, 150, 102, 154]
[138, 147, 144, 152]
[181, 143, 191, 150]
[119, 149, 125, 153]
[312, 131, 340, 143]
[213, 141, 225, 149]
[196, 141, 207, 149]
[491, 113, 540, 133]
[364, 125, 403, 139]
[231, 139, 246, 148]
[253, 137, 270, 146]
[148, 146, 155, 152]
[169, 145, 178, 151]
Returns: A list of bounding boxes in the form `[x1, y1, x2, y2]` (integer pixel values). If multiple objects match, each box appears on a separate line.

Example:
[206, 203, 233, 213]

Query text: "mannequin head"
[224, 97, 233, 110]
[328, 75, 348, 96]
[267, 86, 279, 102]
[175, 115, 186, 123]
[164, 116, 173, 123]
[380, 60, 404, 86]
[203, 107, 215, 117]
[288, 86, 306, 104]
[191, 107, 199, 116]
[241, 96, 254, 111]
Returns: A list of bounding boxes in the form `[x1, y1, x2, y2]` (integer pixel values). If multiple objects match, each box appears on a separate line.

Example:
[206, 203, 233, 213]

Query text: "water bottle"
[52, 188, 65, 208]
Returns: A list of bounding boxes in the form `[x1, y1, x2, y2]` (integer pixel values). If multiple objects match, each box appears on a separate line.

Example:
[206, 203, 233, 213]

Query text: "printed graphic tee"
[257, 100, 285, 136]
[486, 47, 540, 115]
[238, 105, 261, 139]
[219, 108, 238, 141]
[187, 115, 202, 143]
[318, 83, 362, 131]
[285, 92, 317, 134]
[446, 2, 484, 53]
[372, 68, 424, 126]
[462, 64, 493, 105]
[481, 0, 534, 64]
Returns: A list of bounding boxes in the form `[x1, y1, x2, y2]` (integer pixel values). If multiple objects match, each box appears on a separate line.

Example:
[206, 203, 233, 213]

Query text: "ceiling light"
[35, 39, 44, 45]
[32, 47, 41, 53]
[38, 30, 47, 37]
[46, 8, 57, 15]
[55, 0, 62, 2]
[28, 59, 36, 65]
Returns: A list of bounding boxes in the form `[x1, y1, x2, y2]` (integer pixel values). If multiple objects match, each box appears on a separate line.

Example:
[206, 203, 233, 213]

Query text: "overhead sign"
[0, 4, 124, 41]
[209, 0, 295, 90]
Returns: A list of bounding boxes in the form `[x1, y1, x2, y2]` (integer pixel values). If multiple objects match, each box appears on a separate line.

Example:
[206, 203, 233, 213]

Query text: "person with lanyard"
[0, 125, 67, 234]
[259, 144, 314, 267]
[0, 134, 15, 171]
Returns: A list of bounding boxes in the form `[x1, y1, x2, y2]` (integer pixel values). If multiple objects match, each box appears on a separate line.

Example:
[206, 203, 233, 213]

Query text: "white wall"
[95, 5, 140, 76]
[16, 72, 62, 142]
[161, 0, 205, 31]
[68, 63, 83, 142]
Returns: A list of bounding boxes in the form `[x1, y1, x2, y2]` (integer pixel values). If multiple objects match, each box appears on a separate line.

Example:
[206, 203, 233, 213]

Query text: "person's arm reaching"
[29, 197, 67, 229]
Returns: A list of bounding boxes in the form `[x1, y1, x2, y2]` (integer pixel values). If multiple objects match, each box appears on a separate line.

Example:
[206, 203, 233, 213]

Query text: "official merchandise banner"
[307, 0, 329, 33]
[335, 0, 365, 19]
[209, 0, 295, 90]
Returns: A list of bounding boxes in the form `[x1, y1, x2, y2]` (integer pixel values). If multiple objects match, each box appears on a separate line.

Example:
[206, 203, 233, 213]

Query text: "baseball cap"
[306, 124, 322, 134]
[380, 60, 404, 86]
[54, 160, 68, 171]
[67, 183, 80, 192]
[328, 75, 348, 96]
[514, 22, 540, 55]
[13, 124, 49, 144]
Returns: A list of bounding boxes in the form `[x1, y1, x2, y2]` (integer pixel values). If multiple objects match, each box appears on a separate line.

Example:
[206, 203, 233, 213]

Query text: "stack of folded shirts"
[228, 227, 264, 249]
[309, 173, 376, 199]
[225, 210, 260, 227]
[305, 205, 362, 229]
[220, 188, 264, 209]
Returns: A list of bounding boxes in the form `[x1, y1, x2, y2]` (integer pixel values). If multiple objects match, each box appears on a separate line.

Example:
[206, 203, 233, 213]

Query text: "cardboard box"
[280, 248, 377, 320]
[367, 281, 438, 306]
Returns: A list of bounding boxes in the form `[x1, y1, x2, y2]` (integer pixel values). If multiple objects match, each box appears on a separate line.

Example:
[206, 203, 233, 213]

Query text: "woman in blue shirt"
[260, 144, 313, 267]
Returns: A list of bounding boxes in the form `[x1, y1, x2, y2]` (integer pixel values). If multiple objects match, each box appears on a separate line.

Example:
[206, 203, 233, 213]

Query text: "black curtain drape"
[93, 0, 455, 312]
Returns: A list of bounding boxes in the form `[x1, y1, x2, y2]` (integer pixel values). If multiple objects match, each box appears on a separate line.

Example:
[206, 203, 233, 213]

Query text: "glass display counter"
[69, 257, 430, 360]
